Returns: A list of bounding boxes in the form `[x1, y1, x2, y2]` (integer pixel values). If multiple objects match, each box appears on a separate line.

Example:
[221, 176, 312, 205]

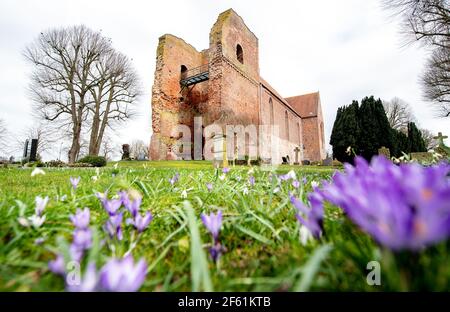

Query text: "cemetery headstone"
[122, 144, 130, 160]
[29, 139, 38, 162]
[410, 152, 434, 163]
[322, 157, 332, 166]
[378, 146, 390, 159]
[434, 132, 448, 146]
[433, 132, 450, 157]
[23, 139, 29, 158]
[293, 146, 301, 165]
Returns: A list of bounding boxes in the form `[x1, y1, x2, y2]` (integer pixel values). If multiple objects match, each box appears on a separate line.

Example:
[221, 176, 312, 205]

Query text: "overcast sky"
[0, 0, 448, 160]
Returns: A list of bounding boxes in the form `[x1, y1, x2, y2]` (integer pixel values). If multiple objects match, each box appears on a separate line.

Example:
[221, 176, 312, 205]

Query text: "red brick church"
[149, 9, 325, 163]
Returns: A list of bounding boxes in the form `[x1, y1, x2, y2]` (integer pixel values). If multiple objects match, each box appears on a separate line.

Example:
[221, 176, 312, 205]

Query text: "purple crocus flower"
[118, 191, 130, 208]
[201, 210, 223, 241]
[99, 256, 147, 292]
[70, 208, 90, 229]
[69, 244, 84, 263]
[105, 213, 123, 240]
[35, 196, 49, 217]
[96, 191, 107, 201]
[249, 176, 255, 186]
[169, 172, 180, 185]
[102, 199, 122, 216]
[129, 211, 153, 233]
[290, 192, 324, 239]
[125, 196, 141, 218]
[73, 228, 93, 250]
[206, 183, 213, 192]
[67, 263, 98, 292]
[310, 156, 450, 250]
[222, 167, 230, 174]
[292, 180, 300, 188]
[209, 244, 224, 263]
[48, 254, 65, 275]
[70, 176, 81, 191]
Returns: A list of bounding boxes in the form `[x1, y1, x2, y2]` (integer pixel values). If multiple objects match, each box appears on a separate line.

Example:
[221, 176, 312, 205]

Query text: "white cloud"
[0, 0, 448, 160]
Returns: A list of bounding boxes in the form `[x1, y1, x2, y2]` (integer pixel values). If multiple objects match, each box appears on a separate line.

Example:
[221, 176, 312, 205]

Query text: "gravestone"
[23, 139, 29, 158]
[122, 144, 130, 160]
[29, 139, 38, 162]
[378, 146, 390, 159]
[322, 157, 332, 166]
[433, 132, 449, 157]
[410, 152, 434, 162]
[434, 132, 448, 146]
[293, 146, 301, 165]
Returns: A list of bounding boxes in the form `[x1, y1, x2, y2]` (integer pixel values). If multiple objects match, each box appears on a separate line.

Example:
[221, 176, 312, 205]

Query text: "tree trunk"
[68, 127, 81, 163]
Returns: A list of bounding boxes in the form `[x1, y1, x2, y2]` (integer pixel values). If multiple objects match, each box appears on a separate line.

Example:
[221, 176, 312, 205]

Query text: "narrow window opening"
[236, 44, 244, 64]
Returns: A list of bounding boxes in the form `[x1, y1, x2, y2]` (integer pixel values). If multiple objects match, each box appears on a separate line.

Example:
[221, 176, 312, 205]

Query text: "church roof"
[285, 92, 320, 118]
[259, 78, 301, 118]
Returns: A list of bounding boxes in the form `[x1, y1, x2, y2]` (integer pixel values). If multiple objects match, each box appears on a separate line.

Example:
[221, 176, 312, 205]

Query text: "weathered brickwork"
[150, 9, 325, 162]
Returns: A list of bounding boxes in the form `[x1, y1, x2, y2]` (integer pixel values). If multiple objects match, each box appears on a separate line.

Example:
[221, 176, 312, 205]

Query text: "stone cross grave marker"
[293, 146, 301, 165]
[434, 132, 448, 146]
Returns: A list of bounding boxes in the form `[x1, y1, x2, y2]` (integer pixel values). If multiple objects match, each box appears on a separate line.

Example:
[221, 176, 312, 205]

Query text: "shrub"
[46, 160, 67, 167]
[77, 155, 106, 167]
[68, 162, 93, 168]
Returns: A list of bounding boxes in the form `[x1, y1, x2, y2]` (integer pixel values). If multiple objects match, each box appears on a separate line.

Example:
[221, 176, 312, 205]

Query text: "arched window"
[285, 111, 289, 141]
[269, 98, 274, 125]
[236, 44, 244, 64]
[180, 65, 187, 79]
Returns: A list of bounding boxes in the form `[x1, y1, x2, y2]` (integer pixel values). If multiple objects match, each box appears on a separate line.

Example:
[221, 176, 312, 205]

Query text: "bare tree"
[382, 97, 415, 130]
[383, 1, 450, 117]
[23, 25, 140, 163]
[100, 136, 116, 161]
[130, 140, 148, 160]
[420, 128, 438, 149]
[87, 51, 141, 155]
[383, 0, 450, 48]
[421, 46, 450, 117]
[15, 123, 57, 158]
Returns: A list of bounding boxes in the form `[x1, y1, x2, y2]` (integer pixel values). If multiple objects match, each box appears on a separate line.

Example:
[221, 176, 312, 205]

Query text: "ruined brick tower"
[149, 9, 325, 163]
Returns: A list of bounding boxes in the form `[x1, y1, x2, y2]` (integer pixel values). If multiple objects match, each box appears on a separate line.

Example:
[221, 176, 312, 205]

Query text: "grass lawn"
[0, 161, 447, 291]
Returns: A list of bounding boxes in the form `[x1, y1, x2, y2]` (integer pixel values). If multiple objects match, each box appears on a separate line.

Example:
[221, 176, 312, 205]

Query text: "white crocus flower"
[219, 174, 226, 181]
[29, 214, 46, 229]
[31, 168, 45, 177]
[311, 181, 319, 188]
[286, 170, 297, 180]
[299, 225, 313, 246]
[243, 187, 249, 195]
[273, 187, 280, 194]
[181, 189, 188, 199]
[91, 176, 98, 182]
[18, 217, 30, 227]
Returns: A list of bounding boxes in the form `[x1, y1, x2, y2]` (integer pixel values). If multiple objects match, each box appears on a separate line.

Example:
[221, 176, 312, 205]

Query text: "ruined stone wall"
[149, 34, 208, 160]
[149, 9, 321, 163]
[206, 9, 260, 127]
